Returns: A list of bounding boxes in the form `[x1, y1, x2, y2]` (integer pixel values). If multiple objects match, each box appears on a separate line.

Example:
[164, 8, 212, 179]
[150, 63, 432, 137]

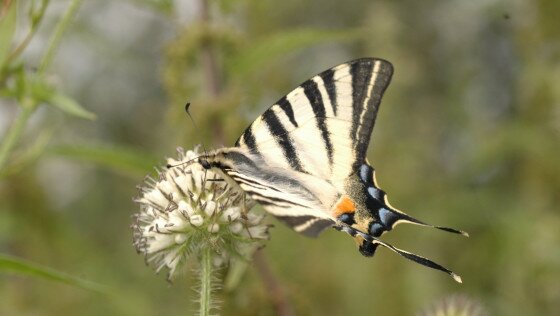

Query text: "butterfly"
[196, 58, 467, 282]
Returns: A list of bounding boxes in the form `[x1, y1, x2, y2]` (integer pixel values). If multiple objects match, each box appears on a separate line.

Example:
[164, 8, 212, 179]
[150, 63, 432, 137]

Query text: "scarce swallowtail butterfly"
[190, 58, 468, 282]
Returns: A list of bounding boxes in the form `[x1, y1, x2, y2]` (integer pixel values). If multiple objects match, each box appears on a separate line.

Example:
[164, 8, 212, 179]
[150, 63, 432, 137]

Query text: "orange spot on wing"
[332, 195, 356, 217]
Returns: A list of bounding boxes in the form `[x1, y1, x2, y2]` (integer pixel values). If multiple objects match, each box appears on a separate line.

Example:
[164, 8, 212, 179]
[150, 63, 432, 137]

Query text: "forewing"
[235, 58, 393, 189]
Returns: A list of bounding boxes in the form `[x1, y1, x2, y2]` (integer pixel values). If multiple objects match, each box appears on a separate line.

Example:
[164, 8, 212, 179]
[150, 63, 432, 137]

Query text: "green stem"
[3, 0, 50, 69]
[0, 101, 36, 172]
[38, 0, 83, 74]
[0, 0, 82, 174]
[199, 247, 213, 316]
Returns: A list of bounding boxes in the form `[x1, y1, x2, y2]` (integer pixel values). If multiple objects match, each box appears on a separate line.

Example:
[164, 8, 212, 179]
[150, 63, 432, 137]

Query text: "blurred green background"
[1, 0, 559, 315]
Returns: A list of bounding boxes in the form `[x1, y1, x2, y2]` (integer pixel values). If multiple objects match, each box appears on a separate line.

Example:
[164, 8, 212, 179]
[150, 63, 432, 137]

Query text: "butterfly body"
[196, 58, 467, 282]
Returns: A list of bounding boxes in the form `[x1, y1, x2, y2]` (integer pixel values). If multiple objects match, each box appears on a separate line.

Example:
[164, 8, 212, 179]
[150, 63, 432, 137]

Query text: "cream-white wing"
[235, 58, 393, 190]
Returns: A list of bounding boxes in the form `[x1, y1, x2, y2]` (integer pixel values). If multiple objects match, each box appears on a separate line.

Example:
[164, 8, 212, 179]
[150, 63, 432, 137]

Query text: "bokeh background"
[1, 0, 559, 315]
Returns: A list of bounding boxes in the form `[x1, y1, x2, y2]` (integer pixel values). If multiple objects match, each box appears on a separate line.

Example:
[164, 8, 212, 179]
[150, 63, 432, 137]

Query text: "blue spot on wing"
[368, 187, 380, 199]
[359, 164, 370, 182]
[369, 223, 384, 237]
[379, 208, 398, 227]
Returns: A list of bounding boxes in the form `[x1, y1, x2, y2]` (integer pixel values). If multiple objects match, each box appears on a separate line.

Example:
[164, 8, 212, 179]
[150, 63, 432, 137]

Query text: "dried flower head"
[132, 146, 270, 279]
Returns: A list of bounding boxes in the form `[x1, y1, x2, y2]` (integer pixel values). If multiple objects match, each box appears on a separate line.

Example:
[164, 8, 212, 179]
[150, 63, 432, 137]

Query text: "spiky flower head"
[132, 146, 270, 279]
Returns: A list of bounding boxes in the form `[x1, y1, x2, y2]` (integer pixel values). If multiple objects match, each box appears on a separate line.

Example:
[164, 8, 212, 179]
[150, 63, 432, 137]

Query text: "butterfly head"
[195, 148, 256, 170]
[198, 158, 211, 169]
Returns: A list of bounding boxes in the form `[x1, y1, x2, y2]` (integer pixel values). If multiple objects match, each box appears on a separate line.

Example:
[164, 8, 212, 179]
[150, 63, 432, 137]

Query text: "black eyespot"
[338, 213, 355, 225]
[359, 241, 378, 257]
[199, 159, 211, 169]
[369, 222, 384, 237]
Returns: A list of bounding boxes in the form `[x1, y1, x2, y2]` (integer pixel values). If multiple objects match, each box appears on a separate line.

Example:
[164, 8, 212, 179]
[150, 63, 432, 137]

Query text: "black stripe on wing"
[350, 61, 374, 156]
[277, 96, 298, 127]
[235, 126, 259, 155]
[348, 59, 394, 164]
[302, 80, 334, 166]
[319, 68, 338, 115]
[276, 215, 316, 227]
[276, 215, 334, 237]
[262, 109, 306, 173]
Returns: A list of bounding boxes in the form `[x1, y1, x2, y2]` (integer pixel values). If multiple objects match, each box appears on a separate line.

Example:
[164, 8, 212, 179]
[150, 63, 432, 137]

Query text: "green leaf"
[46, 90, 97, 120]
[0, 253, 108, 294]
[48, 144, 160, 177]
[0, 0, 17, 66]
[29, 76, 96, 120]
[226, 28, 361, 78]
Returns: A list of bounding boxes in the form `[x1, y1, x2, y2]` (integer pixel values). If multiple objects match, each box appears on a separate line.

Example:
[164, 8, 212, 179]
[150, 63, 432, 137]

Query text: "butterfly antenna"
[184, 102, 211, 159]
[167, 102, 214, 170]
[166, 156, 199, 169]
[184, 102, 215, 188]
[334, 224, 463, 283]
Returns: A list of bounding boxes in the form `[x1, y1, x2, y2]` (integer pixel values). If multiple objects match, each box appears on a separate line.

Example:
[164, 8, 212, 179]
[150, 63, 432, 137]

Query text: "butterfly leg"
[240, 193, 254, 239]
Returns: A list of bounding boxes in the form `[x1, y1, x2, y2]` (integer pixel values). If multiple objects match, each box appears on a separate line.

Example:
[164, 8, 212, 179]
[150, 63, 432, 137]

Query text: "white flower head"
[132, 146, 270, 279]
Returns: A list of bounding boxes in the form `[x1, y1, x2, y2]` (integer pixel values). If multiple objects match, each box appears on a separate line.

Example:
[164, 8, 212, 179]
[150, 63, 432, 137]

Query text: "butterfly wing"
[236, 58, 392, 182]
[233, 58, 393, 233]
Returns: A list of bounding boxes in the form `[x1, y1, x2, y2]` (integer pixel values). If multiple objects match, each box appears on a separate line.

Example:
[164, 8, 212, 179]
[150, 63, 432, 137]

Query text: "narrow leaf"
[27, 76, 96, 120]
[46, 91, 97, 120]
[28, 76, 96, 120]
[0, 253, 108, 294]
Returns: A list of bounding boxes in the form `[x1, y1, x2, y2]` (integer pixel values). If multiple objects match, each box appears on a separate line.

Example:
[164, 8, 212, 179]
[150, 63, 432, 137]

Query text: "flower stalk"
[199, 246, 213, 316]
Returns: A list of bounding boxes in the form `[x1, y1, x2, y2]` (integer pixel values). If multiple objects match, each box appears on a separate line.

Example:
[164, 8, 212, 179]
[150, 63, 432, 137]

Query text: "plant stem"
[199, 246, 213, 316]
[0, 101, 35, 172]
[0, 0, 82, 174]
[38, 0, 83, 74]
[3, 0, 50, 69]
